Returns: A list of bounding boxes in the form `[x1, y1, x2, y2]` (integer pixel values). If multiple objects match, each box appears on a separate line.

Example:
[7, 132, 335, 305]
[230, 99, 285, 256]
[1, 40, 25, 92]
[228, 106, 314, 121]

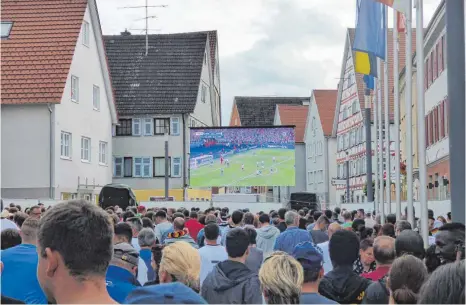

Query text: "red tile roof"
[313, 90, 338, 136]
[1, 0, 87, 104]
[277, 105, 309, 143]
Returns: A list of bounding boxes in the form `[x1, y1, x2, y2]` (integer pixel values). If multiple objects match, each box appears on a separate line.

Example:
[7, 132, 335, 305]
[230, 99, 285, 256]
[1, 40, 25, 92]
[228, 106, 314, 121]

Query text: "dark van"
[98, 183, 137, 211]
[287, 192, 319, 211]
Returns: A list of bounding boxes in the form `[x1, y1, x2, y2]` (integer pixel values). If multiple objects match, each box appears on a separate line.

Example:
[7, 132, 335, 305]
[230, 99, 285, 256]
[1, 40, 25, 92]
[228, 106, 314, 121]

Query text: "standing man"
[276, 208, 288, 233]
[153, 210, 173, 244]
[274, 211, 313, 255]
[28, 206, 42, 219]
[316, 222, 341, 275]
[256, 214, 280, 259]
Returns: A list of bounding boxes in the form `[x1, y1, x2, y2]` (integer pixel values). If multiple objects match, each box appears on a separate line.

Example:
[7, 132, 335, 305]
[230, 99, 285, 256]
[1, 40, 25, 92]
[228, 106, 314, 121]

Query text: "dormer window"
[1, 21, 13, 39]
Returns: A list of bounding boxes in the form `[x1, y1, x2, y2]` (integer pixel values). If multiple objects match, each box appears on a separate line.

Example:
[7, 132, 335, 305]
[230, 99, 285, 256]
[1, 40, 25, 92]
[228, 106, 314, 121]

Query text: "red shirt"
[185, 219, 204, 242]
[362, 266, 391, 281]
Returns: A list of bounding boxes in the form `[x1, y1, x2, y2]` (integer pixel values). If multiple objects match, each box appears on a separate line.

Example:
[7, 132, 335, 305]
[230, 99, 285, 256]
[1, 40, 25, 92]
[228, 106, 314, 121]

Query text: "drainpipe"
[47, 104, 55, 199]
[324, 137, 330, 204]
[182, 113, 187, 201]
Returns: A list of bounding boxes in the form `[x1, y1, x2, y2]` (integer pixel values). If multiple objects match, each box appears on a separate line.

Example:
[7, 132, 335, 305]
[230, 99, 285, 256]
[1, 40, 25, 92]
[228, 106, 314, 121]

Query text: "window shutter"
[424, 60, 428, 91]
[433, 107, 438, 143]
[444, 98, 449, 136]
[427, 54, 432, 87]
[425, 116, 429, 148]
[429, 112, 434, 146]
[439, 102, 444, 138]
[442, 35, 447, 68]
[432, 47, 437, 80]
[438, 41, 443, 73]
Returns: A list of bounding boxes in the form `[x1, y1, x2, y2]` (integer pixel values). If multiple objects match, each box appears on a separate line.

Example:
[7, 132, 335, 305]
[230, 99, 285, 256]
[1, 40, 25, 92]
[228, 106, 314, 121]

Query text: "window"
[143, 118, 153, 136]
[171, 117, 180, 136]
[134, 158, 142, 177]
[99, 141, 107, 165]
[424, 59, 428, 91]
[444, 98, 449, 136]
[351, 101, 357, 114]
[61, 131, 72, 159]
[155, 118, 170, 135]
[172, 157, 182, 177]
[124, 157, 132, 177]
[81, 137, 91, 162]
[204, 52, 207, 65]
[433, 47, 437, 81]
[428, 53, 433, 86]
[1, 22, 13, 39]
[132, 118, 141, 136]
[82, 21, 90, 46]
[93, 85, 100, 110]
[439, 102, 444, 138]
[142, 157, 151, 177]
[153, 157, 171, 176]
[201, 85, 207, 103]
[442, 35, 447, 69]
[344, 133, 349, 149]
[433, 107, 438, 143]
[71, 75, 79, 102]
[114, 157, 123, 177]
[437, 41, 443, 73]
[116, 119, 132, 136]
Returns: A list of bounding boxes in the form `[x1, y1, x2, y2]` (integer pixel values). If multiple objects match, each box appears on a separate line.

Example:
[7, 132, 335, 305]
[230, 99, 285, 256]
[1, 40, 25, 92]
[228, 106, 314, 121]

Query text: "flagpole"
[405, 0, 415, 226]
[394, 11, 401, 220]
[384, 8, 391, 215]
[378, 58, 385, 223]
[416, 0, 429, 247]
[374, 82, 379, 212]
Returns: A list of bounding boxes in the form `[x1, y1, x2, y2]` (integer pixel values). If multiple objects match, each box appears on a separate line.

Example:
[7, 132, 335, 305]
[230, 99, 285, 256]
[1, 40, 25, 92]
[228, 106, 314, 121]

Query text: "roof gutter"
[182, 113, 188, 200]
[47, 103, 55, 199]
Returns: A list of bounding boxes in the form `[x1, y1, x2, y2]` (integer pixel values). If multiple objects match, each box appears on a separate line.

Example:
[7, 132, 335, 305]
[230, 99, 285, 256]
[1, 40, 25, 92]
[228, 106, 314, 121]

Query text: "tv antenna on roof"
[118, 1, 167, 56]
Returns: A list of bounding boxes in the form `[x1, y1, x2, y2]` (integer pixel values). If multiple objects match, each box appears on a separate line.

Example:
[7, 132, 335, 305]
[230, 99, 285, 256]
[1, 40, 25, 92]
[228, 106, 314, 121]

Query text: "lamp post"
[346, 151, 350, 204]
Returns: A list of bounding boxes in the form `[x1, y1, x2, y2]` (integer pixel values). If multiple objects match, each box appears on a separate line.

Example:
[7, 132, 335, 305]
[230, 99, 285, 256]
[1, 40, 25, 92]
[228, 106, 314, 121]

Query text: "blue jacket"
[106, 265, 140, 303]
[1, 244, 48, 304]
[139, 249, 155, 282]
[273, 226, 313, 255]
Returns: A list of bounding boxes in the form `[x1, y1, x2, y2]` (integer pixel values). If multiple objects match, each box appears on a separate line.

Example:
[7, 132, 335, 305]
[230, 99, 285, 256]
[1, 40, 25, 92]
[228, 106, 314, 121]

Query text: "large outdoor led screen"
[189, 126, 296, 187]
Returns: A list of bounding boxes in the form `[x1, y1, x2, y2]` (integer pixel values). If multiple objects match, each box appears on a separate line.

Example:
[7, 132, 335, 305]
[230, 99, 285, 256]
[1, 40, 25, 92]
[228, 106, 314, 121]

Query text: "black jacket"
[201, 260, 262, 304]
[319, 265, 372, 304]
[362, 278, 389, 304]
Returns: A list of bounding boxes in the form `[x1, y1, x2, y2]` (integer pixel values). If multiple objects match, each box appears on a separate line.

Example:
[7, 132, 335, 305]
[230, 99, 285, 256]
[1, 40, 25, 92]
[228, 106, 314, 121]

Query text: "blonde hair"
[159, 241, 200, 291]
[259, 252, 304, 304]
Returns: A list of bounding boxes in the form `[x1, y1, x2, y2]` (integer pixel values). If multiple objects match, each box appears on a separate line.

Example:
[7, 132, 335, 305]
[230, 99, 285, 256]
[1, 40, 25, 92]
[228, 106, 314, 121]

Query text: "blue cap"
[292, 241, 323, 270]
[125, 282, 207, 304]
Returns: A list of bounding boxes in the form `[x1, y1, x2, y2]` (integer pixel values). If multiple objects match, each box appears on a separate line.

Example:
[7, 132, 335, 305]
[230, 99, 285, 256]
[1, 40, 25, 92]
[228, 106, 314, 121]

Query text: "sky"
[97, 0, 442, 125]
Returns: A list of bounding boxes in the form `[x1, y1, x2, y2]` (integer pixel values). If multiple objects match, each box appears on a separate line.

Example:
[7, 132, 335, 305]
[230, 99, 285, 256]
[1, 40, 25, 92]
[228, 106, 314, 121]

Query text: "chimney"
[121, 29, 131, 36]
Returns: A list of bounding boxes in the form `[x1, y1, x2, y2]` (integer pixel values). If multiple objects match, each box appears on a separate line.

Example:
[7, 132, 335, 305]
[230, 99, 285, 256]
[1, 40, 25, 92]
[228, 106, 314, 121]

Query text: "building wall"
[1, 104, 51, 198]
[54, 5, 113, 200]
[193, 42, 215, 127]
[133, 188, 212, 202]
[229, 103, 241, 126]
[326, 137, 337, 204]
[400, 69, 419, 169]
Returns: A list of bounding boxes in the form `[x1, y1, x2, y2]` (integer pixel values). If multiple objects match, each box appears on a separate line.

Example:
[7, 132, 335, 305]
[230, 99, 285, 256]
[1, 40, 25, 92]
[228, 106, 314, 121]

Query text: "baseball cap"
[125, 282, 207, 304]
[292, 241, 323, 270]
[113, 242, 139, 267]
[137, 205, 146, 213]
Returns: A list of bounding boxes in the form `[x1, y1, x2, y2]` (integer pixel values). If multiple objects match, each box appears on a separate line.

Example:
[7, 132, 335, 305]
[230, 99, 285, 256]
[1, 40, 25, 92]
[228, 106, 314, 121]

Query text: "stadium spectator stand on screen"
[190, 127, 296, 187]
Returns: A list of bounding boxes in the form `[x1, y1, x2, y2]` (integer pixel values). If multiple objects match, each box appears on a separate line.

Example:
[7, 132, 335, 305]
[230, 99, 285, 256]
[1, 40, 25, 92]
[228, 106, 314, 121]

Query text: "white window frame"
[142, 157, 152, 177]
[132, 118, 141, 136]
[172, 157, 182, 177]
[93, 85, 100, 110]
[99, 141, 107, 165]
[71, 75, 79, 103]
[143, 118, 153, 136]
[60, 131, 72, 159]
[81, 137, 91, 162]
[201, 85, 207, 103]
[133, 157, 143, 177]
[82, 21, 90, 46]
[171, 117, 180, 136]
[114, 157, 123, 177]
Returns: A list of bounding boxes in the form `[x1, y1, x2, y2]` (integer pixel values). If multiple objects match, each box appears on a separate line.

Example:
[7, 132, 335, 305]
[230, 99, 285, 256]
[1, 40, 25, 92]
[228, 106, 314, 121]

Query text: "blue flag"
[363, 75, 375, 90]
[353, 0, 387, 60]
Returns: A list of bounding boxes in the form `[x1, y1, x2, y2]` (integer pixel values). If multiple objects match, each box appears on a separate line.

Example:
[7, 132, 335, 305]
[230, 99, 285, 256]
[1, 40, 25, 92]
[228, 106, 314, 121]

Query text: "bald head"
[328, 222, 341, 238]
[173, 217, 185, 231]
[373, 236, 396, 266]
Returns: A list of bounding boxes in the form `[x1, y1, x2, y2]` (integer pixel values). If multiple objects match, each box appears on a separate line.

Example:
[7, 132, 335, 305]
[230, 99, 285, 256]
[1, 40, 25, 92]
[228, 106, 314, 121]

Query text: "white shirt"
[317, 241, 332, 275]
[1, 219, 18, 231]
[131, 237, 148, 285]
[198, 244, 228, 286]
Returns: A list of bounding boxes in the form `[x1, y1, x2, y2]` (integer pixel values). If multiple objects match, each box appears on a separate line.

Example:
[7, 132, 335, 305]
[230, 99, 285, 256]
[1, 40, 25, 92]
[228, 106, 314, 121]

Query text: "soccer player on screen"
[220, 155, 224, 165]
[273, 156, 276, 163]
[220, 168, 224, 176]
[241, 164, 245, 171]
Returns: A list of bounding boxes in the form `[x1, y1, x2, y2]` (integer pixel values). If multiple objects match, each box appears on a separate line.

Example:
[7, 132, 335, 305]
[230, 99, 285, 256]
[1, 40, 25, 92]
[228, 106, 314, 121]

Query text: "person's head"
[225, 228, 250, 262]
[122, 211, 135, 222]
[278, 208, 287, 221]
[324, 209, 332, 219]
[204, 223, 220, 242]
[137, 205, 146, 215]
[19, 217, 40, 245]
[386, 213, 396, 225]
[159, 241, 200, 291]
[357, 209, 365, 219]
[334, 207, 341, 215]
[293, 242, 324, 284]
[243, 212, 255, 226]
[182, 209, 189, 219]
[447, 211, 452, 222]
[395, 230, 425, 259]
[231, 210, 244, 226]
[189, 211, 198, 220]
[314, 215, 330, 231]
[373, 236, 395, 266]
[437, 215, 447, 224]
[37, 200, 113, 303]
[425, 244, 441, 273]
[28, 205, 42, 219]
[351, 210, 357, 220]
[126, 217, 143, 238]
[387, 255, 428, 304]
[1, 229, 21, 249]
[259, 213, 270, 227]
[284, 211, 299, 227]
[259, 252, 303, 304]
[173, 217, 185, 231]
[204, 214, 217, 225]
[312, 211, 322, 222]
[154, 210, 167, 225]
[113, 222, 133, 244]
[327, 222, 341, 239]
[342, 211, 352, 222]
[435, 222, 465, 264]
[13, 212, 28, 228]
[244, 226, 257, 245]
[428, 209, 434, 219]
[138, 228, 156, 249]
[380, 223, 396, 238]
[141, 217, 154, 229]
[144, 211, 155, 221]
[418, 260, 465, 304]
[359, 238, 374, 266]
[395, 220, 412, 236]
[110, 242, 139, 276]
[329, 230, 359, 268]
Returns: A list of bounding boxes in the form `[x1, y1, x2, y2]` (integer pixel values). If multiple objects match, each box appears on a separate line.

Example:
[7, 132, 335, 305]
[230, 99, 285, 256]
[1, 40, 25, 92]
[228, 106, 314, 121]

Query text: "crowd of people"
[0, 200, 464, 304]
